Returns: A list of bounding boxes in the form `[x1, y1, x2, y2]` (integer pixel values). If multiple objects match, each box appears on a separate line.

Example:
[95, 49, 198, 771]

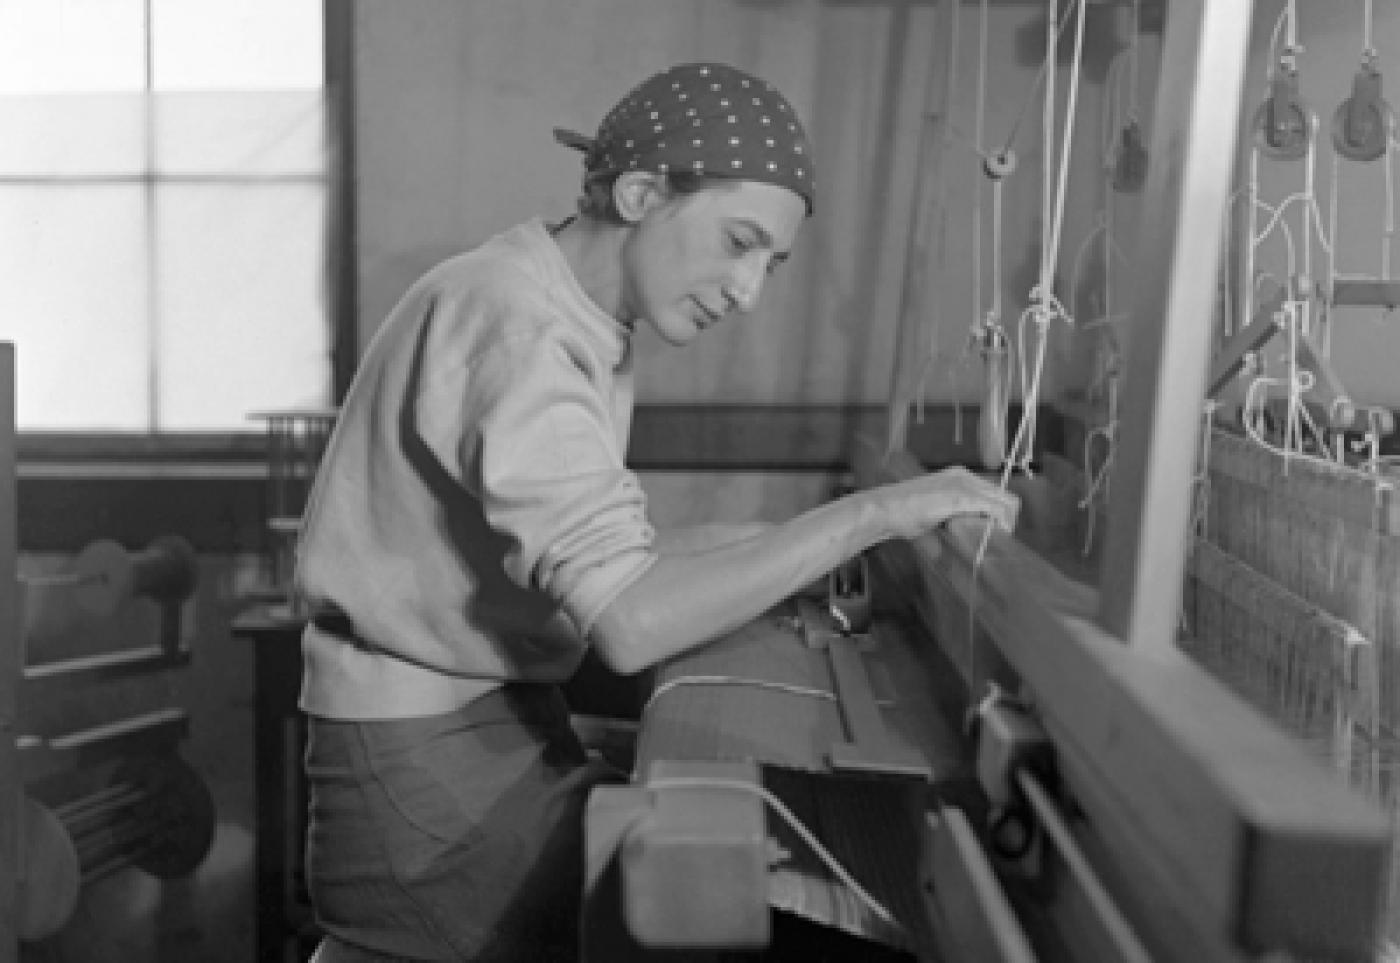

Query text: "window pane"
[155, 90, 326, 176]
[154, 183, 330, 431]
[0, 186, 150, 430]
[0, 0, 146, 93]
[151, 0, 323, 91]
[0, 93, 149, 177]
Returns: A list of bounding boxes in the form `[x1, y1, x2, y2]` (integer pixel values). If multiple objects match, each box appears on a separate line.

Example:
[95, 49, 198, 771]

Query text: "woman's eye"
[726, 232, 753, 255]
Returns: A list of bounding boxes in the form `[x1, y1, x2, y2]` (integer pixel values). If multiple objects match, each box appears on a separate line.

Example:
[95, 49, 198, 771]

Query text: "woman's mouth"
[692, 298, 720, 327]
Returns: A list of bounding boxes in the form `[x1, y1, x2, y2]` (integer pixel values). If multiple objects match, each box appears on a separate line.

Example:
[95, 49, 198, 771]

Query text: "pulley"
[1332, 58, 1390, 162]
[1252, 63, 1313, 161]
[983, 149, 1017, 181]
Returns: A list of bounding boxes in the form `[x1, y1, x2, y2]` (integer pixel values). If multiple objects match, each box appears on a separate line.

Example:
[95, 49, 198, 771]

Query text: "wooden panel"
[856, 443, 1391, 961]
[1, 344, 18, 963]
[626, 403, 1051, 471]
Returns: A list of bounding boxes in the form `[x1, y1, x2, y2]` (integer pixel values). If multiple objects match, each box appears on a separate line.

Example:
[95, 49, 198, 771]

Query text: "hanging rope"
[1237, 2, 1344, 465]
[968, 0, 1089, 587]
[1078, 374, 1118, 556]
[1001, 0, 1087, 481]
[1189, 401, 1219, 540]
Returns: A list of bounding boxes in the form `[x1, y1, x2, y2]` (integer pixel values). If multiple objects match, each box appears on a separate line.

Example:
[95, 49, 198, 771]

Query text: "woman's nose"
[725, 260, 765, 313]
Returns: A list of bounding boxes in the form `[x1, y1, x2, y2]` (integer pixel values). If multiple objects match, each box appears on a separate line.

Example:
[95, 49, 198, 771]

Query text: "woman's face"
[620, 178, 806, 346]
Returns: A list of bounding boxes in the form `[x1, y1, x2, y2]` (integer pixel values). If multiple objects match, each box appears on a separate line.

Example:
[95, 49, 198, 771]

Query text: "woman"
[296, 61, 1017, 961]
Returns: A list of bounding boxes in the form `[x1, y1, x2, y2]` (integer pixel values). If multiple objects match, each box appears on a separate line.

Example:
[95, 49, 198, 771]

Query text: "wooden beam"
[1331, 278, 1400, 309]
[1096, 0, 1254, 652]
[860, 448, 1389, 959]
[1206, 290, 1285, 400]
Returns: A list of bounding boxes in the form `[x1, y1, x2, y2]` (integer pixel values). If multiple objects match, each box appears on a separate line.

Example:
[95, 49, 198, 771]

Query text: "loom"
[0, 451, 217, 953]
[582, 2, 1394, 960]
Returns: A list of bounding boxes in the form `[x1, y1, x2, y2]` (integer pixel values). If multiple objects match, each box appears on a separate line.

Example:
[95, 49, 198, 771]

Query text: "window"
[0, 0, 330, 433]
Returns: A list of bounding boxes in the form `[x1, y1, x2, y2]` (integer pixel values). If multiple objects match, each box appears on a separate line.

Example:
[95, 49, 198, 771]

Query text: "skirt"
[304, 684, 623, 961]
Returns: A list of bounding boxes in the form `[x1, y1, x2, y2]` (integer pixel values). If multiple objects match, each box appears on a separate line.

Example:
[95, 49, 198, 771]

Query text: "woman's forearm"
[589, 467, 1018, 675]
[652, 521, 773, 555]
[590, 493, 886, 673]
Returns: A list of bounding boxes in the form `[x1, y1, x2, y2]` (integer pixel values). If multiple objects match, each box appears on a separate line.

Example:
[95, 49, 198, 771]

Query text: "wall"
[349, 0, 1148, 407]
[347, 0, 1153, 527]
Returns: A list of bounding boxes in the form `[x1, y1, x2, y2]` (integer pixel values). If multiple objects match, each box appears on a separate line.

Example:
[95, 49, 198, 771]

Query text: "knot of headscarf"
[553, 62, 815, 215]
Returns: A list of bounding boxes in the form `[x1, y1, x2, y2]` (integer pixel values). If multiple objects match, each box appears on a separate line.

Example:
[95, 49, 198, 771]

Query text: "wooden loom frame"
[2, 344, 19, 963]
[864, 1, 1391, 960]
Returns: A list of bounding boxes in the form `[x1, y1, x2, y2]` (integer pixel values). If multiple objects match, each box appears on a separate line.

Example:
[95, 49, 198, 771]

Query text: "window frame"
[12, 1, 356, 474]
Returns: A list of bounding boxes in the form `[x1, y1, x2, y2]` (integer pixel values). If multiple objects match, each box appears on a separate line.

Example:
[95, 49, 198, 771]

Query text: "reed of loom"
[1190, 426, 1400, 939]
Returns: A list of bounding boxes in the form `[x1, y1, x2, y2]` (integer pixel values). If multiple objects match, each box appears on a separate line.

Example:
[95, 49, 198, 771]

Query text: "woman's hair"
[577, 170, 732, 223]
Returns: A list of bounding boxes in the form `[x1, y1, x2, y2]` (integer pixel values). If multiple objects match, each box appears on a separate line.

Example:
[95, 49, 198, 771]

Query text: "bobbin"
[71, 535, 198, 616]
[15, 754, 216, 941]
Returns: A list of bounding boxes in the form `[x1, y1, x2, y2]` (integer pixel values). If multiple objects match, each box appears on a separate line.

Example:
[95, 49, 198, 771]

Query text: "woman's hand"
[875, 466, 1020, 541]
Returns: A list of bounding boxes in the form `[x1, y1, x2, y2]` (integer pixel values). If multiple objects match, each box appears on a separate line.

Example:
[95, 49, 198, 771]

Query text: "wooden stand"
[229, 605, 316, 963]
[2, 344, 20, 963]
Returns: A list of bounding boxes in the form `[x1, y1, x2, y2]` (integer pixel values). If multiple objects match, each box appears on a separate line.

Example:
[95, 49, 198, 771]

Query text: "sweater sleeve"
[419, 326, 656, 637]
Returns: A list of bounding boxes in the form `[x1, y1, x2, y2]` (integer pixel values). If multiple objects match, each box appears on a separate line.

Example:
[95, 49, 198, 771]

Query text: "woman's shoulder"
[422, 220, 555, 303]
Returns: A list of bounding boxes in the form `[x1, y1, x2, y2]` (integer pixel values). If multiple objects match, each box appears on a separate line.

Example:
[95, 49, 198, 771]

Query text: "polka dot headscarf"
[554, 62, 816, 216]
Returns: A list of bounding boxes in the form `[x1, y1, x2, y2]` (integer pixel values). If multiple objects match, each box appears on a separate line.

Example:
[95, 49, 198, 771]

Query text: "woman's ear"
[613, 171, 668, 223]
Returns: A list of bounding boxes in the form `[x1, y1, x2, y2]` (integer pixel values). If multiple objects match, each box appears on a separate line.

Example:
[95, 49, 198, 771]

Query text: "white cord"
[645, 776, 903, 930]
[641, 676, 836, 725]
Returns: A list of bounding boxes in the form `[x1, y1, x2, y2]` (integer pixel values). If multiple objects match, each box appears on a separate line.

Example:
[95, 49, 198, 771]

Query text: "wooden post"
[1, 344, 19, 963]
[1097, 0, 1255, 652]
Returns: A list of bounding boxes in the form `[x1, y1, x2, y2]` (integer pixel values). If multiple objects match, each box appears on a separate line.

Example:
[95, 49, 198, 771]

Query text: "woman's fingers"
[887, 468, 1021, 537]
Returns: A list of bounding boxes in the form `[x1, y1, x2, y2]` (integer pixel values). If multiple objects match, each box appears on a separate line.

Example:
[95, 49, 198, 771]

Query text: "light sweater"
[295, 219, 658, 720]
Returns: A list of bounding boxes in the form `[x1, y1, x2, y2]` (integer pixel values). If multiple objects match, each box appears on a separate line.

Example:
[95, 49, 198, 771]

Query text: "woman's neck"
[550, 214, 631, 324]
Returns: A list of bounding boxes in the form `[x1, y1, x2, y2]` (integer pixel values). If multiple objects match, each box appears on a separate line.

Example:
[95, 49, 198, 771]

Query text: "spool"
[976, 333, 1010, 471]
[72, 535, 198, 616]
[15, 755, 216, 940]
[86, 750, 215, 879]
[16, 796, 82, 941]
